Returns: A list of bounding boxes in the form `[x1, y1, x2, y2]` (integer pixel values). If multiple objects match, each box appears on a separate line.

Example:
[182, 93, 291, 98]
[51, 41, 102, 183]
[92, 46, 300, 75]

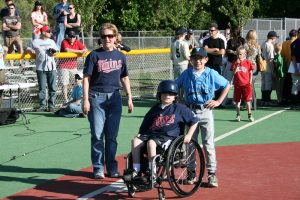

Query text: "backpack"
[0, 108, 20, 125]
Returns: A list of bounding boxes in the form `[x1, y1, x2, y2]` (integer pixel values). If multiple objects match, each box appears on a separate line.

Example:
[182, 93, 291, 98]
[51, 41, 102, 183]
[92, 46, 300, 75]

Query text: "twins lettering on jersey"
[97, 59, 122, 73]
[236, 65, 248, 72]
[151, 114, 175, 130]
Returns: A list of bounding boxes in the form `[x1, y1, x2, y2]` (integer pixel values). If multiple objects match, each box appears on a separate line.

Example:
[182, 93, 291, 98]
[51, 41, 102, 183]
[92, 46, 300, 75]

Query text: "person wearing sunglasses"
[27, 25, 59, 112]
[83, 23, 134, 179]
[31, 1, 48, 40]
[2, 3, 23, 66]
[64, 4, 81, 38]
[59, 30, 87, 103]
[203, 23, 226, 101]
[53, 0, 69, 50]
[0, 0, 20, 19]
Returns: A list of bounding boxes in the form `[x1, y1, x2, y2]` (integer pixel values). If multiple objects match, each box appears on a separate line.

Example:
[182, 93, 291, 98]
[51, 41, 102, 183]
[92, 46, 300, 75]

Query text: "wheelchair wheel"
[166, 135, 205, 197]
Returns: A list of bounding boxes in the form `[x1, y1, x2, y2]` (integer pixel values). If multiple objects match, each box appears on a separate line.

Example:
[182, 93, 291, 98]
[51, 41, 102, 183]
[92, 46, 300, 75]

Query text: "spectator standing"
[53, 0, 69, 49]
[0, 0, 20, 19]
[0, 45, 8, 107]
[222, 26, 245, 106]
[115, 33, 131, 52]
[289, 28, 300, 108]
[82, 23, 134, 179]
[170, 26, 190, 79]
[244, 30, 261, 110]
[2, 3, 23, 66]
[31, 0, 48, 40]
[27, 25, 59, 112]
[230, 46, 255, 122]
[281, 29, 298, 105]
[261, 31, 278, 105]
[203, 23, 225, 100]
[273, 43, 284, 105]
[185, 29, 199, 49]
[224, 28, 231, 42]
[198, 31, 209, 47]
[64, 4, 81, 37]
[176, 47, 230, 187]
[59, 30, 87, 103]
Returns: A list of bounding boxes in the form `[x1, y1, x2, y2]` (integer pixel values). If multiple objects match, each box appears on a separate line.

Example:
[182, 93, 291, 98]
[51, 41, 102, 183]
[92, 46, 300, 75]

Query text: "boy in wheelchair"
[123, 80, 199, 185]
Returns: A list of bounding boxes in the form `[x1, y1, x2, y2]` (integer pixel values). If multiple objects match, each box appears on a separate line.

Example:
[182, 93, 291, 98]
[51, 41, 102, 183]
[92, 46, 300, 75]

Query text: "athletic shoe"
[248, 114, 254, 122]
[36, 106, 47, 112]
[186, 170, 196, 185]
[107, 171, 121, 178]
[236, 114, 241, 122]
[94, 171, 105, 179]
[208, 174, 218, 187]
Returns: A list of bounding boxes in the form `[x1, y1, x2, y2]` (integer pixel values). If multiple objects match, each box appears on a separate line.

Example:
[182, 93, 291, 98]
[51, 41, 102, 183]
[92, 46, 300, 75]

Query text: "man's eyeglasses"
[68, 7, 73, 10]
[100, 34, 115, 39]
[209, 29, 216, 32]
[9, 7, 15, 10]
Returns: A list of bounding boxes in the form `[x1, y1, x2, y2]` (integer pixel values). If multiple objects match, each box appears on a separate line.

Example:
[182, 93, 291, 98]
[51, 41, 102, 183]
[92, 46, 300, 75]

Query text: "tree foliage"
[0, 0, 299, 38]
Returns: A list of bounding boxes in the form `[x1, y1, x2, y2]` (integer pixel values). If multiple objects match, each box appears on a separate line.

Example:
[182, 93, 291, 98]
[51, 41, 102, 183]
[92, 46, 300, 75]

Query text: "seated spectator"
[55, 72, 84, 118]
[31, 0, 48, 40]
[64, 4, 81, 38]
[2, 3, 23, 66]
[59, 30, 87, 103]
[115, 33, 131, 52]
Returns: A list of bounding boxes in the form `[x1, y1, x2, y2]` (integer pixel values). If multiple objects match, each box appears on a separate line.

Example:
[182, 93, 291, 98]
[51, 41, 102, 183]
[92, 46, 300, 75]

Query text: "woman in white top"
[31, 1, 48, 40]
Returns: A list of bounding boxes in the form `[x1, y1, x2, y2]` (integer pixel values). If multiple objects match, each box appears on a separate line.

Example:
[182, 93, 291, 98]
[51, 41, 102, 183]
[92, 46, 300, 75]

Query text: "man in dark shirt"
[290, 28, 300, 108]
[0, 0, 20, 19]
[203, 23, 225, 100]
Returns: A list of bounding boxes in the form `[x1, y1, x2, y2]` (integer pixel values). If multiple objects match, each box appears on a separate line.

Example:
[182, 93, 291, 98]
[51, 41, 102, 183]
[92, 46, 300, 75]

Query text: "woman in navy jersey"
[82, 23, 134, 179]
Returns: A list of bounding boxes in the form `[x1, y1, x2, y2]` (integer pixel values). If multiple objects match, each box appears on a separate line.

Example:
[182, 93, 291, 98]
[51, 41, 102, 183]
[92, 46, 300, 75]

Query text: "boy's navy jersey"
[83, 48, 128, 93]
[139, 103, 198, 137]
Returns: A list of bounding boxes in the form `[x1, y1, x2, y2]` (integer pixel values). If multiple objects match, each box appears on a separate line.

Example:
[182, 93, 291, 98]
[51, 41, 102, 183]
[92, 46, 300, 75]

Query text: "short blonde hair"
[274, 43, 282, 52]
[100, 23, 119, 37]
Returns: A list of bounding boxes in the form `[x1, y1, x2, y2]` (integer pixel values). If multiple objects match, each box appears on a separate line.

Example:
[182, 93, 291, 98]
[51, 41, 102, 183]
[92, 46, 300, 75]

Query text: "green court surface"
[0, 99, 299, 198]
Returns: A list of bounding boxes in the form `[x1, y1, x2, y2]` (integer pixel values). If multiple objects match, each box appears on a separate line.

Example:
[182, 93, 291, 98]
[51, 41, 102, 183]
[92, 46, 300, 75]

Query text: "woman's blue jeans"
[88, 90, 122, 174]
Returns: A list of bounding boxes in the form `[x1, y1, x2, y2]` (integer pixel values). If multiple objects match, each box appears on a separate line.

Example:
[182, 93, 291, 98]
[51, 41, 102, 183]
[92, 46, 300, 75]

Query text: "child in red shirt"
[231, 46, 255, 122]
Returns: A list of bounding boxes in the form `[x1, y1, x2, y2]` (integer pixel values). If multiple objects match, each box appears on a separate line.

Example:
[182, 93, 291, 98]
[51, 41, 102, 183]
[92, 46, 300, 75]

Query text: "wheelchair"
[122, 135, 205, 200]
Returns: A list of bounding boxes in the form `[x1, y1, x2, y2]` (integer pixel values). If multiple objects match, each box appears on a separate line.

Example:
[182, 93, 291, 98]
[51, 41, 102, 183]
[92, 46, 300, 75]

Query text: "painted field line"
[77, 108, 286, 199]
[215, 109, 286, 142]
[77, 179, 127, 200]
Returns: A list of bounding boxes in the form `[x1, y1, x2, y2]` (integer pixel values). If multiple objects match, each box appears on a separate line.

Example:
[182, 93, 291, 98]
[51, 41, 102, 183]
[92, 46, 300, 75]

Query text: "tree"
[218, 0, 258, 28]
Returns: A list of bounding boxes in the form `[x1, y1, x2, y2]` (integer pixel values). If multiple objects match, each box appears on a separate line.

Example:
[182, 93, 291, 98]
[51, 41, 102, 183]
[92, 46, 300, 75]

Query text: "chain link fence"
[1, 49, 172, 110]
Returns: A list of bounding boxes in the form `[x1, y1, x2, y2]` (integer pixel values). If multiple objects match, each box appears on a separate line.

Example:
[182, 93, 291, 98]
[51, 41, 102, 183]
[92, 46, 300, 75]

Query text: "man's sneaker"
[108, 171, 121, 178]
[236, 114, 241, 122]
[208, 174, 218, 187]
[36, 106, 47, 112]
[94, 171, 105, 179]
[248, 114, 254, 122]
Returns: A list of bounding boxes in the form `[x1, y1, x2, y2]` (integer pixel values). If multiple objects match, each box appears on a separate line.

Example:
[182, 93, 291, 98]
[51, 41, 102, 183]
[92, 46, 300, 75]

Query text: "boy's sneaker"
[248, 114, 254, 122]
[208, 174, 218, 187]
[186, 170, 196, 185]
[94, 171, 105, 179]
[236, 114, 241, 122]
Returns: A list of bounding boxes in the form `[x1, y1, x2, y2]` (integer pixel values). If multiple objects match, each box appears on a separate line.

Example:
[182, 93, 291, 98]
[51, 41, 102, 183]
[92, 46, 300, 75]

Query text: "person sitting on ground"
[55, 72, 84, 117]
[231, 46, 255, 122]
[124, 80, 198, 182]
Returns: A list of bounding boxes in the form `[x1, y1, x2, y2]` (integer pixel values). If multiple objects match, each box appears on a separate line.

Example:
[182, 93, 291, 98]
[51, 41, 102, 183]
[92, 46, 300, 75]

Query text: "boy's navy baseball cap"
[175, 26, 188, 35]
[75, 72, 83, 80]
[191, 47, 207, 58]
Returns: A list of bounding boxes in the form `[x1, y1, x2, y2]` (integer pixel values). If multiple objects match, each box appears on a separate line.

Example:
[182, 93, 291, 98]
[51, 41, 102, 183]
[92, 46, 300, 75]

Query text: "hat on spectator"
[40, 25, 50, 33]
[35, 1, 42, 6]
[267, 31, 279, 38]
[75, 72, 83, 80]
[67, 31, 76, 38]
[175, 26, 187, 36]
[188, 29, 194, 34]
[191, 47, 207, 58]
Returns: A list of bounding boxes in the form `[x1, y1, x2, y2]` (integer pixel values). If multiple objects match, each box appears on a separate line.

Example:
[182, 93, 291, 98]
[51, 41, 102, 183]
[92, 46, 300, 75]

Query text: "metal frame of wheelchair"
[123, 135, 205, 200]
